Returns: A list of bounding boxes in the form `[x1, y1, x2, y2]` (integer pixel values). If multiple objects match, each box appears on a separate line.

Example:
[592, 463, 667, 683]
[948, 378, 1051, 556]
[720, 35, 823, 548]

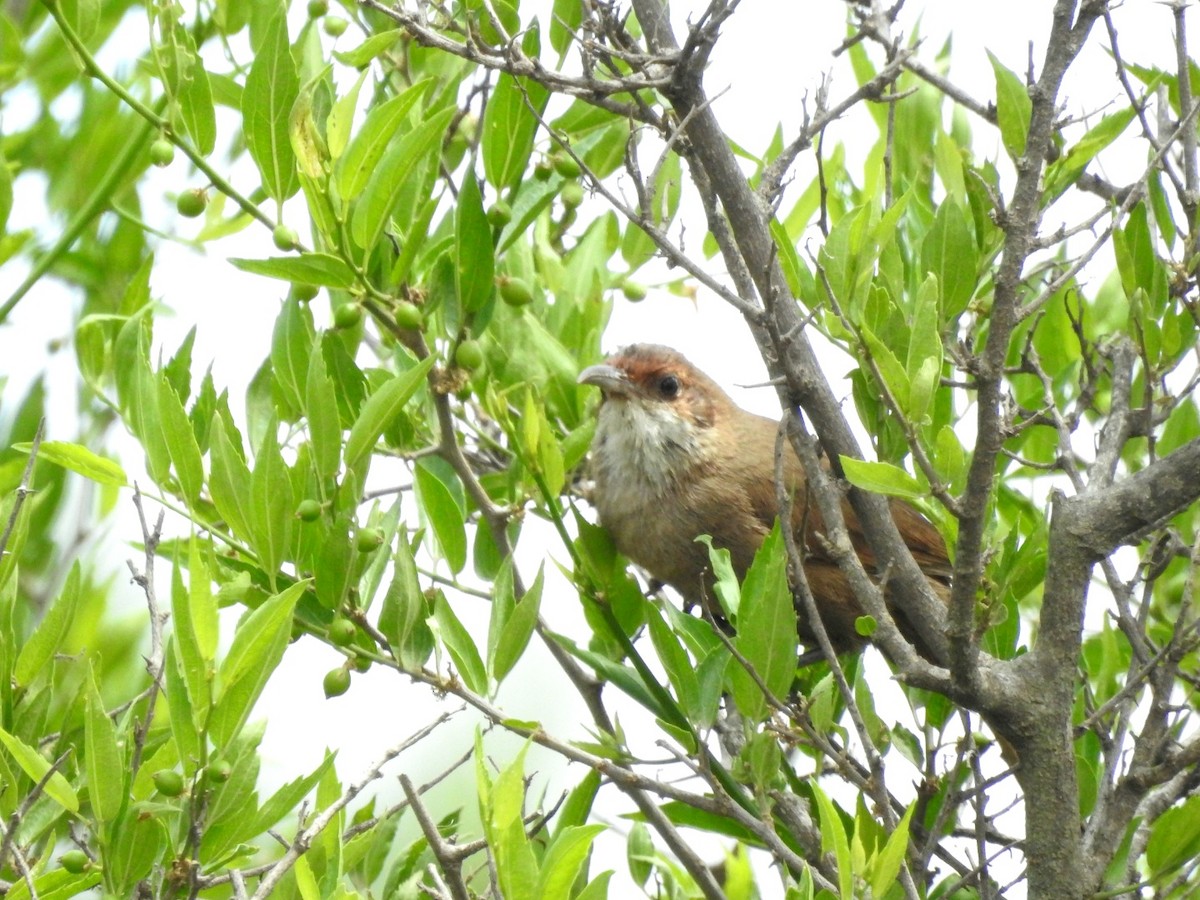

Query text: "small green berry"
[487, 200, 512, 228]
[153, 770, 185, 797]
[323, 666, 351, 697]
[205, 759, 232, 784]
[329, 617, 357, 646]
[499, 277, 534, 307]
[307, 0, 328, 17]
[290, 283, 319, 302]
[60, 850, 90, 874]
[353, 654, 372, 672]
[533, 159, 554, 181]
[273, 224, 299, 251]
[356, 527, 384, 552]
[150, 139, 175, 167]
[395, 300, 423, 330]
[333, 304, 364, 329]
[455, 339, 484, 370]
[551, 153, 582, 178]
[323, 16, 348, 36]
[296, 499, 322, 522]
[560, 181, 584, 209]
[622, 281, 648, 302]
[176, 188, 208, 218]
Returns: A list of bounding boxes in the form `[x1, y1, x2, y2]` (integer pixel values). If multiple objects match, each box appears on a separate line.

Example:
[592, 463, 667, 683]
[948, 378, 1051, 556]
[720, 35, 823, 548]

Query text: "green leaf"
[209, 580, 307, 748]
[84, 661, 124, 824]
[646, 601, 701, 722]
[870, 803, 915, 898]
[350, 106, 456, 255]
[905, 274, 944, 423]
[333, 28, 402, 67]
[730, 525, 797, 722]
[491, 564, 543, 686]
[1045, 106, 1137, 201]
[0, 726, 79, 812]
[812, 783, 853, 900]
[859, 322, 910, 412]
[549, 0, 584, 56]
[456, 172, 495, 313]
[433, 594, 487, 694]
[270, 298, 314, 416]
[343, 356, 436, 473]
[336, 79, 429, 199]
[990, 52, 1032, 159]
[15, 562, 80, 688]
[13, 439, 126, 487]
[483, 67, 549, 192]
[305, 339, 341, 484]
[249, 425, 294, 589]
[241, 10, 299, 201]
[414, 457, 468, 574]
[378, 530, 429, 667]
[921, 200, 977, 318]
[839, 456, 926, 500]
[229, 253, 357, 288]
[1148, 795, 1200, 876]
[537, 825, 606, 900]
[172, 543, 215, 732]
[5, 869, 101, 900]
[164, 640, 201, 766]
[208, 415, 254, 542]
[487, 740, 539, 899]
[158, 373, 204, 504]
[326, 70, 366, 161]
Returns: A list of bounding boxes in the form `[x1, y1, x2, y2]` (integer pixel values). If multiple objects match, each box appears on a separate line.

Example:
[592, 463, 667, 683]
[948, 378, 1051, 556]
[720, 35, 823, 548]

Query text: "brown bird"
[578, 343, 951, 660]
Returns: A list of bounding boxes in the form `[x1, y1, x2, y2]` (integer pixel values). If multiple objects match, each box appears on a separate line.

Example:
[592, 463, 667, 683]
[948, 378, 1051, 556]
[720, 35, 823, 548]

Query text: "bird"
[577, 343, 952, 660]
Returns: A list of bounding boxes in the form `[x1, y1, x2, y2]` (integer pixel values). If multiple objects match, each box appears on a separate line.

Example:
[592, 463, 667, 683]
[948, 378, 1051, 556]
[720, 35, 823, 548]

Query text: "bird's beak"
[577, 363, 632, 397]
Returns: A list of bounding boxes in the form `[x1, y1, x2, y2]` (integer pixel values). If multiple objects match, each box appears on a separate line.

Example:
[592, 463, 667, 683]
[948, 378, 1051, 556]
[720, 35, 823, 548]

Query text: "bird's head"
[577, 344, 735, 493]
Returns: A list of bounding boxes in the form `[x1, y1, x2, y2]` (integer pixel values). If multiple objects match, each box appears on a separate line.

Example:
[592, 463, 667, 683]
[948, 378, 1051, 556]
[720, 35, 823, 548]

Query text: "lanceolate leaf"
[230, 253, 357, 288]
[209, 580, 308, 748]
[241, 10, 299, 202]
[343, 356, 436, 473]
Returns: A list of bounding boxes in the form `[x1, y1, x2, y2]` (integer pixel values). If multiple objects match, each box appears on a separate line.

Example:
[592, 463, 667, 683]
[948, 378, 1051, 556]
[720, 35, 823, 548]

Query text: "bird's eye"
[657, 374, 681, 399]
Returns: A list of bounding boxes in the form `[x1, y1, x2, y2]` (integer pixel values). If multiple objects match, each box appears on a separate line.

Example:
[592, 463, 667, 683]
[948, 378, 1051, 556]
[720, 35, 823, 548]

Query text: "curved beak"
[577, 363, 632, 397]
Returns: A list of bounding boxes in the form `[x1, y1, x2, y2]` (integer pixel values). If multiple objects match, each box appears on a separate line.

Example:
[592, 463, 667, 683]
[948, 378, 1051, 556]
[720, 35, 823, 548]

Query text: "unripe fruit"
[153, 770, 185, 797]
[273, 224, 299, 251]
[176, 188, 208, 218]
[296, 499, 321, 522]
[499, 277, 534, 307]
[353, 654, 372, 672]
[205, 759, 232, 784]
[622, 281, 648, 302]
[307, 0, 328, 17]
[395, 300, 423, 329]
[291, 283, 319, 302]
[552, 153, 582, 178]
[333, 304, 364, 329]
[560, 181, 584, 209]
[150, 139, 175, 167]
[323, 666, 351, 697]
[323, 16, 347, 36]
[533, 159, 553, 181]
[356, 527, 384, 552]
[487, 201, 512, 228]
[60, 850, 89, 874]
[455, 339, 484, 370]
[329, 617, 357, 646]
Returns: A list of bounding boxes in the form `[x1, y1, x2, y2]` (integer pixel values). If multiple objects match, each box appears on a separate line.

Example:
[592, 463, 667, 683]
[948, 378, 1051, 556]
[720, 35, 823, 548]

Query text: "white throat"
[591, 399, 704, 504]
